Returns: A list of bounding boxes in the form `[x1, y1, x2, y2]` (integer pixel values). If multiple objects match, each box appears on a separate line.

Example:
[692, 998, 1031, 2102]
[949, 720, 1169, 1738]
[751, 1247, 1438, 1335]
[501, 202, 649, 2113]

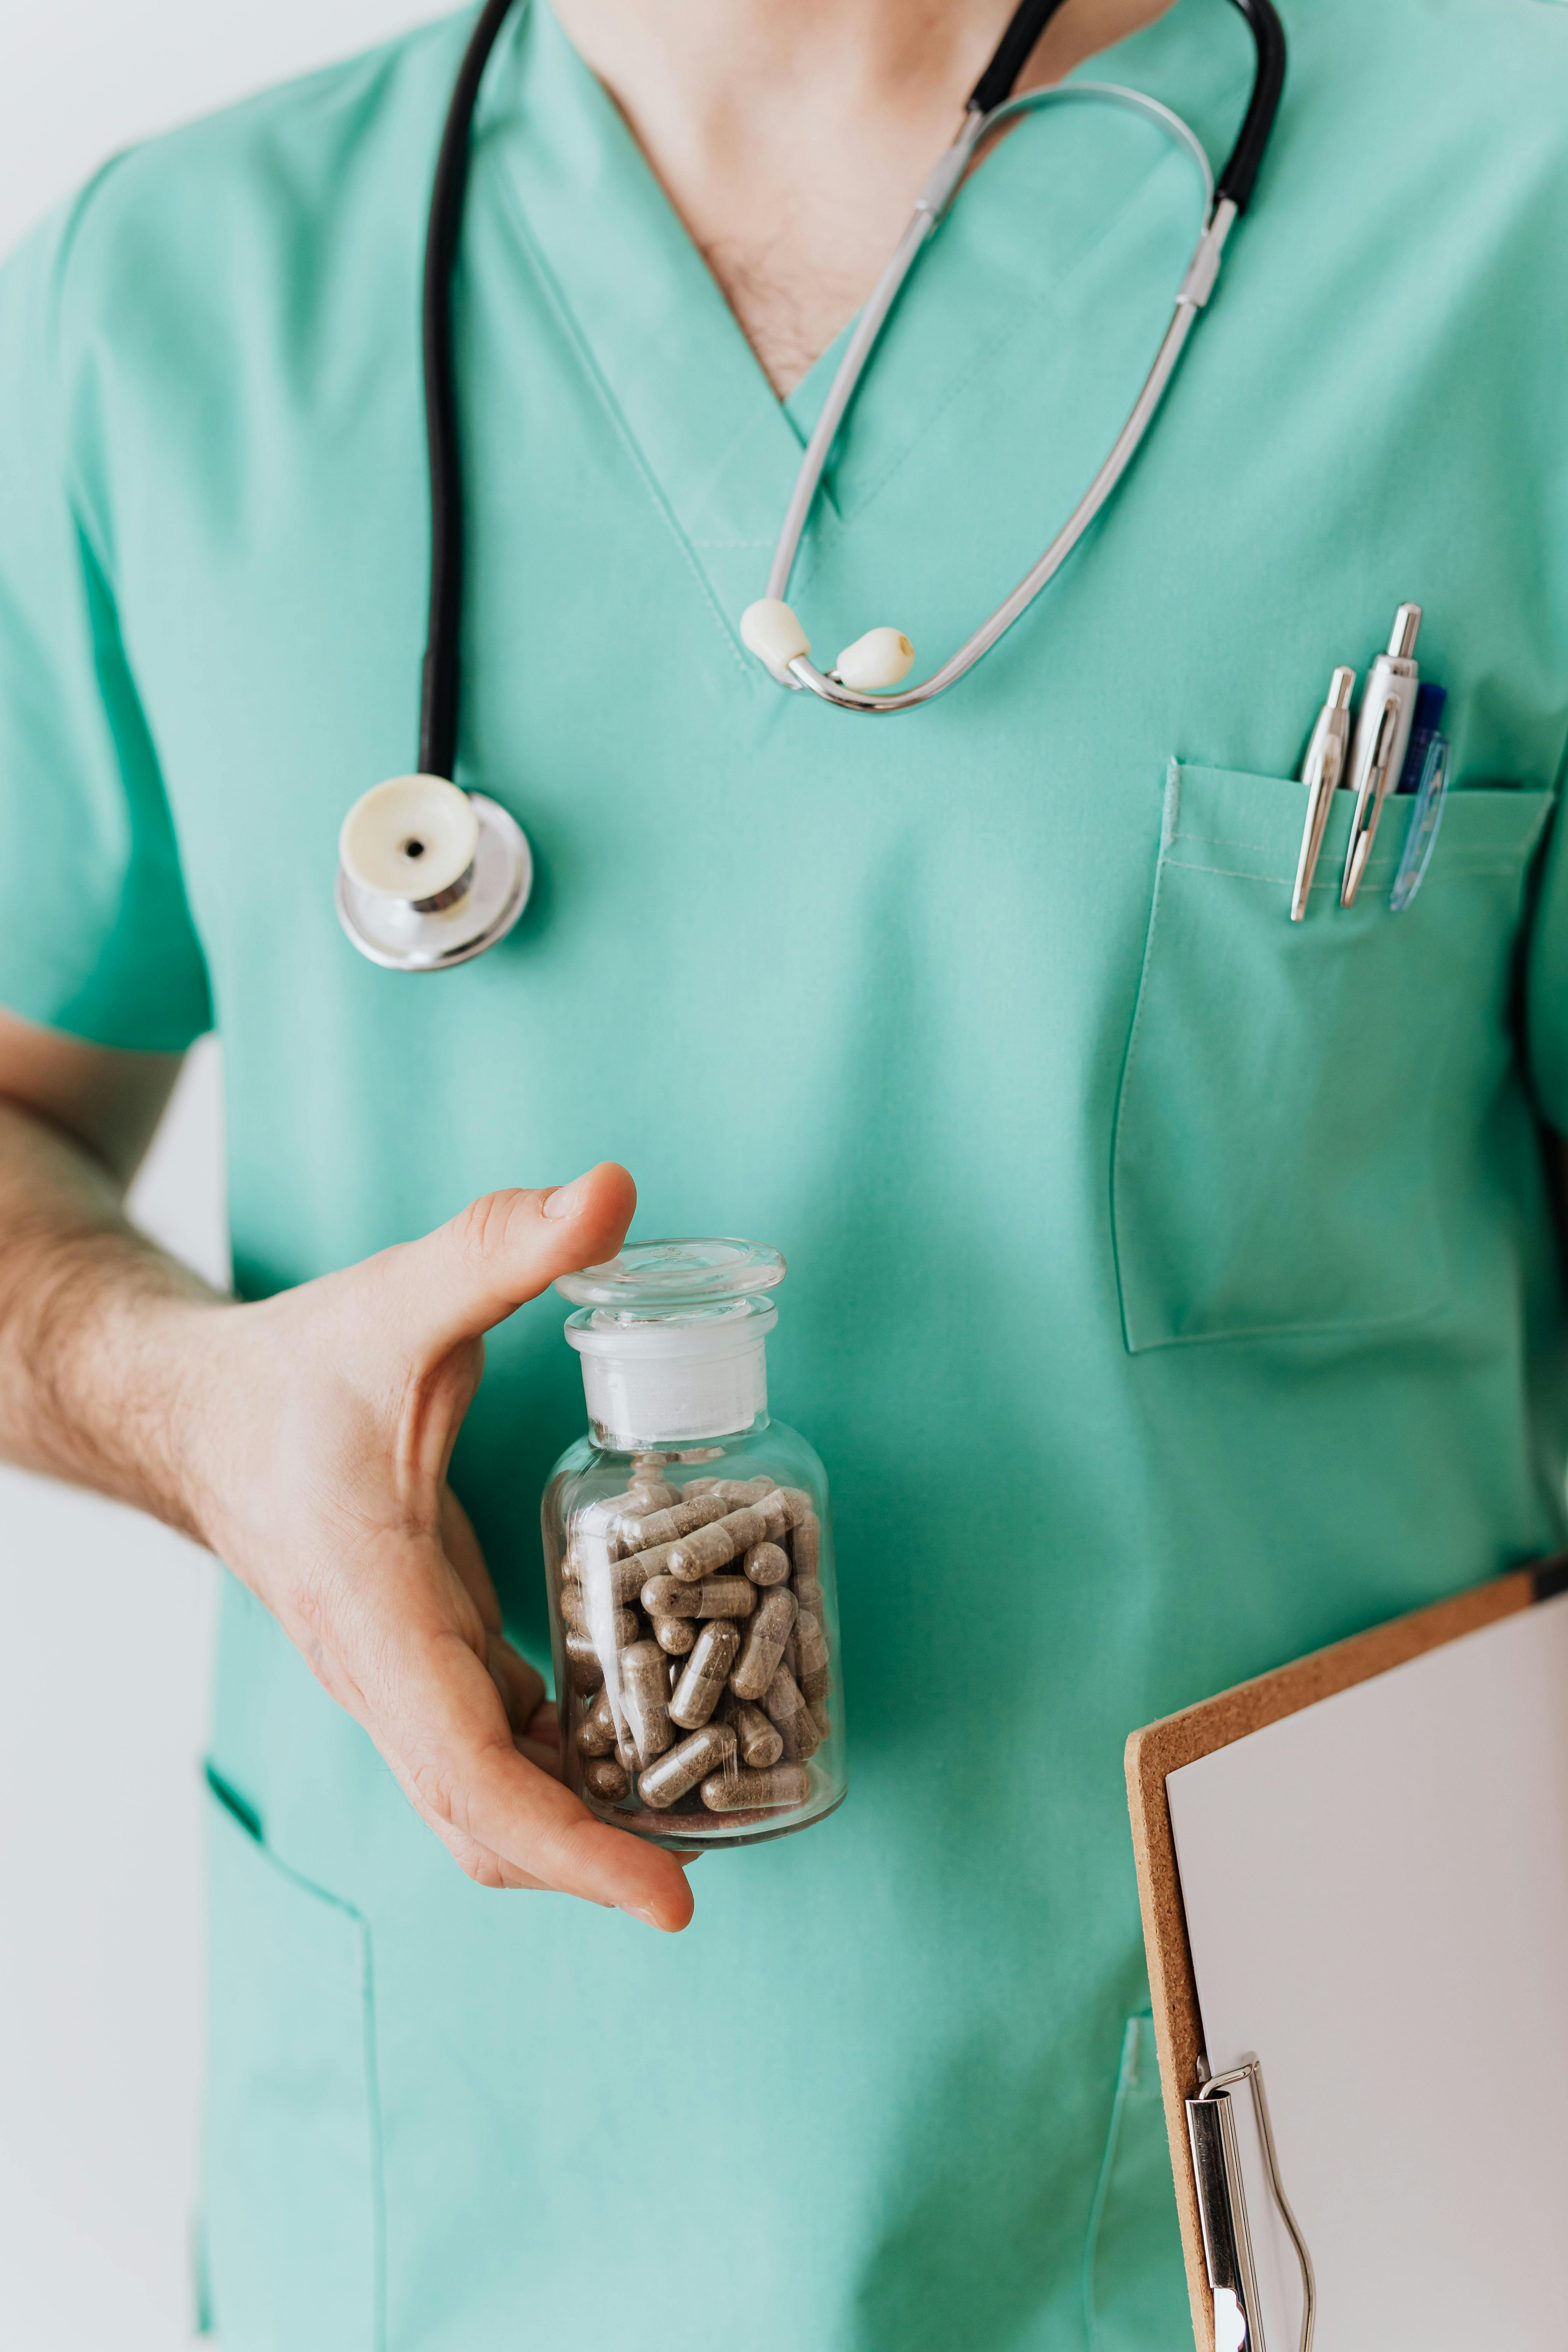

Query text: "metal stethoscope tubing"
[745, 0, 1286, 710]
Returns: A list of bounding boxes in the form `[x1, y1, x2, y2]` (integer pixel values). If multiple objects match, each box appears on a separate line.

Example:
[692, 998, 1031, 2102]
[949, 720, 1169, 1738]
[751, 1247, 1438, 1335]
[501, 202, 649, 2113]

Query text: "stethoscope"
[336, 0, 1285, 971]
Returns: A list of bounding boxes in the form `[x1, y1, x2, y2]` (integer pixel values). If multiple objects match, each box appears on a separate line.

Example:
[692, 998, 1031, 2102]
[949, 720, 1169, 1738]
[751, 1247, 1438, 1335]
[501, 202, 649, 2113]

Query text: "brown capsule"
[642, 1574, 699, 1618]
[681, 1476, 721, 1497]
[795, 1611, 830, 1700]
[637, 1721, 737, 1810]
[792, 1574, 825, 1620]
[669, 1622, 741, 1730]
[583, 1755, 631, 1803]
[559, 1587, 639, 1648]
[743, 1540, 791, 1587]
[790, 1512, 821, 1579]
[618, 1639, 676, 1768]
[564, 1630, 604, 1693]
[575, 1496, 631, 1549]
[615, 1720, 640, 1776]
[735, 1701, 784, 1768]
[576, 1552, 654, 1607]
[654, 1613, 698, 1655]
[698, 1477, 775, 1508]
[664, 1510, 757, 1580]
[665, 1493, 803, 1577]
[619, 1493, 733, 1554]
[809, 1697, 832, 1740]
[763, 1658, 820, 1760]
[642, 1573, 756, 1619]
[699, 1764, 811, 1812]
[576, 1689, 617, 1757]
[730, 1585, 798, 1702]
[624, 1479, 680, 1517]
[695, 1576, 756, 1619]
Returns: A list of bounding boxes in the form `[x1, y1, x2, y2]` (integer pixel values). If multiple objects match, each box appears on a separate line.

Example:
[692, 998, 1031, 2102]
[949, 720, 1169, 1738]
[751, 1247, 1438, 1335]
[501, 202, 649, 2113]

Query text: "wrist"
[154, 1292, 254, 1553]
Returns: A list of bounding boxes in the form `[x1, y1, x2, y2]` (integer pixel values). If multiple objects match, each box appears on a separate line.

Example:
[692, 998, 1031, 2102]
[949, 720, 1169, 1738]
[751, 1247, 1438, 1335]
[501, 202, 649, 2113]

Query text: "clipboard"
[1124, 1555, 1568, 2352]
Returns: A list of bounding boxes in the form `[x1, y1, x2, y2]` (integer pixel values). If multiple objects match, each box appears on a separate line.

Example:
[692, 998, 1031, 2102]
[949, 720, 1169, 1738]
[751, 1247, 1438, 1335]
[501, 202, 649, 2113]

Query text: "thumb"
[376, 1163, 637, 1354]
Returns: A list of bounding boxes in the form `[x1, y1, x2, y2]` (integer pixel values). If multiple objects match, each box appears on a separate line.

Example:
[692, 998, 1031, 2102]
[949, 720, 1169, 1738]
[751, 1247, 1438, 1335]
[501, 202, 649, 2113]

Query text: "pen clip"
[1340, 698, 1399, 907]
[1289, 667, 1356, 922]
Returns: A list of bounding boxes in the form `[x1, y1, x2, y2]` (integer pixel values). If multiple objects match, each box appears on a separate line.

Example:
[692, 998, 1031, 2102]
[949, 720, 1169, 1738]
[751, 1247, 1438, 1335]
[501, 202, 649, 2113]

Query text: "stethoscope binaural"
[336, 0, 1286, 971]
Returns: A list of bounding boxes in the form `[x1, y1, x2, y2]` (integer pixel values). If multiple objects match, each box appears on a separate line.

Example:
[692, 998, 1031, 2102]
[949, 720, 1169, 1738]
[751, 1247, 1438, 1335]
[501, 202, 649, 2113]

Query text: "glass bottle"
[542, 1239, 845, 1849]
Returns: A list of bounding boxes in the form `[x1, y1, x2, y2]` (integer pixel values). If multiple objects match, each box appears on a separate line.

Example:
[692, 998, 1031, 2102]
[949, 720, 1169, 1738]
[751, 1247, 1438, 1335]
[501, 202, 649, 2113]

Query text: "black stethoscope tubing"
[414, 0, 1285, 784]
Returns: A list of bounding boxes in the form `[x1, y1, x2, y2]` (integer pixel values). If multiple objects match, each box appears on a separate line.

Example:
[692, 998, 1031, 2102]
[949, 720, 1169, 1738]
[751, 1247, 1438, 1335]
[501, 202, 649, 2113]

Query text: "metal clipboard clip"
[1186, 2058, 1317, 2352]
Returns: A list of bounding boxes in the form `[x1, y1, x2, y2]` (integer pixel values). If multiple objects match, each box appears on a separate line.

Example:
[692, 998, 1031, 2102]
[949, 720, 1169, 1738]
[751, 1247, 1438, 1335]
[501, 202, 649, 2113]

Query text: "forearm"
[0, 1093, 223, 1534]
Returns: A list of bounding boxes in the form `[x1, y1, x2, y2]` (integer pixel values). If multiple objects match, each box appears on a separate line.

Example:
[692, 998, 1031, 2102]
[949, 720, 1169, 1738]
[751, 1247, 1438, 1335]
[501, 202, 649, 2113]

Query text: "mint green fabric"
[3, 1, 1568, 2344]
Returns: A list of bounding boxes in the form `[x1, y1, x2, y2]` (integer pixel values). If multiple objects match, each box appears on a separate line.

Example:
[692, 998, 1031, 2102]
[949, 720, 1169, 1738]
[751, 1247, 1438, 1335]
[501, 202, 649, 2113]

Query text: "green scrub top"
[4, 0, 1568, 2343]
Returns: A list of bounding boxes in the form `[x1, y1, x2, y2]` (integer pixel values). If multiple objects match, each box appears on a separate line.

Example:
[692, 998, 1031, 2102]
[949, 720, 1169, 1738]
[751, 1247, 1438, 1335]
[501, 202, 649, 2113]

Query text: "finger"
[486, 1634, 547, 1734]
[368, 1602, 692, 1928]
[524, 1697, 559, 1746]
[441, 1489, 502, 1633]
[423, 1814, 561, 1893]
[373, 1164, 637, 1357]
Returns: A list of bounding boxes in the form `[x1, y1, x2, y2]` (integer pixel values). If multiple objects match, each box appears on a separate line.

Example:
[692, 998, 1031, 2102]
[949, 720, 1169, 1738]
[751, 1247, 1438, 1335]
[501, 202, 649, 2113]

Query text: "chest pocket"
[1112, 760, 1553, 1352]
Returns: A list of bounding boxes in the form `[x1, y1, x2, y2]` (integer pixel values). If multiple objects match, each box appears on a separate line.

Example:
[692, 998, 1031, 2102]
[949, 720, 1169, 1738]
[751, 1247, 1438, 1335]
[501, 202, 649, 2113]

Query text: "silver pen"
[1340, 603, 1422, 906]
[1290, 665, 1356, 920]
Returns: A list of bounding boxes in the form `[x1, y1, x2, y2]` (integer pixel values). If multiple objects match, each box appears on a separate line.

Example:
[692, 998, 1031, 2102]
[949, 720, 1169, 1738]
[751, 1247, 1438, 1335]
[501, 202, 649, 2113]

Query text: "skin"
[553, 0, 1176, 392]
[0, 0, 1177, 1928]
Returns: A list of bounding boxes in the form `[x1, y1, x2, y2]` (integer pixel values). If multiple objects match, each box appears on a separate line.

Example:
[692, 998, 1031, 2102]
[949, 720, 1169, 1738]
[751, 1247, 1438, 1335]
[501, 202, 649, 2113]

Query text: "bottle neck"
[568, 1312, 772, 1449]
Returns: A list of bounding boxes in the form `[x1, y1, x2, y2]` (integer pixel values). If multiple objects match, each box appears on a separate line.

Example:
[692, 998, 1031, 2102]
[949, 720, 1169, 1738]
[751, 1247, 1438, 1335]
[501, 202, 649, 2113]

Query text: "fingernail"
[542, 1172, 590, 1220]
[618, 1903, 659, 1929]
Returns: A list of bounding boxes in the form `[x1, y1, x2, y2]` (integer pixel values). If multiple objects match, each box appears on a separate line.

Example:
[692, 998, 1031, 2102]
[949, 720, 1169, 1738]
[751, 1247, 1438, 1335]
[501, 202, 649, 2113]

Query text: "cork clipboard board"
[1124, 1554, 1568, 2352]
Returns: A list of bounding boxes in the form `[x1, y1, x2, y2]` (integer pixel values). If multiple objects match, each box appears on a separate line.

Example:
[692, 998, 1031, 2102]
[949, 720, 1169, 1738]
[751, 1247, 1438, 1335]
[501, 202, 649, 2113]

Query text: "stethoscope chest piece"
[336, 773, 532, 971]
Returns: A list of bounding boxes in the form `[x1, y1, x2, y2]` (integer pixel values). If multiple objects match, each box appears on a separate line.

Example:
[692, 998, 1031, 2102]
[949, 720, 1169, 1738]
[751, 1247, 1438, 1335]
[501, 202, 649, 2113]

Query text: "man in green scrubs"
[3, 0, 1568, 2341]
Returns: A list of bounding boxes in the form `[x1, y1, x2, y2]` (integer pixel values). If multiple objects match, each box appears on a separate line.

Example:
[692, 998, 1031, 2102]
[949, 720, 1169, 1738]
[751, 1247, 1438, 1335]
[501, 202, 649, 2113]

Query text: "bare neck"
[549, 0, 1177, 392]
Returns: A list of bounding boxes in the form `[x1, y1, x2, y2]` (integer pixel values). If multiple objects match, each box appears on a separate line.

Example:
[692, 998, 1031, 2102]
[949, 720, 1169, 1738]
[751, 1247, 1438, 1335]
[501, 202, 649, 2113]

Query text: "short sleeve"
[0, 195, 210, 1051]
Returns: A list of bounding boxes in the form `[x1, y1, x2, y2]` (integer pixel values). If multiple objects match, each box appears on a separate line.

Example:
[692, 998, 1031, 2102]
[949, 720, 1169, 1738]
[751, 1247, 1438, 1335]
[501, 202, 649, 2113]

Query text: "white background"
[0, 6, 435, 2345]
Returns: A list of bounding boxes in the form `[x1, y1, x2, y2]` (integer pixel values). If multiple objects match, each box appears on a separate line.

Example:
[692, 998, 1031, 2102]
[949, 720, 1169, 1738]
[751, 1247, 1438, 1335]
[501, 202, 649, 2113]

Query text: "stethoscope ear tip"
[834, 628, 915, 693]
[740, 600, 917, 696]
[740, 597, 810, 682]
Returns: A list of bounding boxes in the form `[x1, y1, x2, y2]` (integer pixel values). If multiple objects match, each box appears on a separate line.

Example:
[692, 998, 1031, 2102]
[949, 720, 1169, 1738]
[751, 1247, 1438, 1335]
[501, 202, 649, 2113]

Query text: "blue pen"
[1389, 682, 1448, 912]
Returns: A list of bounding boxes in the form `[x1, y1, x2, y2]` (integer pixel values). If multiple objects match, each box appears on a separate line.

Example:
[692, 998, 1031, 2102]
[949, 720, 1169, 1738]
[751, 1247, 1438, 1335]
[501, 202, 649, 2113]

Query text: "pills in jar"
[734, 1701, 784, 1768]
[762, 1658, 821, 1761]
[618, 1639, 676, 1769]
[564, 1629, 604, 1693]
[699, 1764, 811, 1813]
[794, 1610, 830, 1701]
[555, 1445, 837, 1838]
[640, 1573, 757, 1621]
[669, 1622, 741, 1730]
[576, 1689, 617, 1756]
[731, 1586, 798, 1702]
[637, 1721, 737, 1810]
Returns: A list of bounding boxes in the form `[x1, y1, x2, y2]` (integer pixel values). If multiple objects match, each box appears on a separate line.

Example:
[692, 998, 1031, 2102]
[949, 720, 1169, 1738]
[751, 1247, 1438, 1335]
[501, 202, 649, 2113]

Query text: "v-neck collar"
[478, 0, 1258, 631]
[480, 0, 813, 626]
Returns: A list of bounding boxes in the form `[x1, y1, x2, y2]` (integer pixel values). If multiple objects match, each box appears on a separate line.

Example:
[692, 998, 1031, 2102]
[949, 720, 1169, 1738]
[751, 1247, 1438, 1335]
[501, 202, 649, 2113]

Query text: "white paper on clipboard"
[1166, 1587, 1568, 2351]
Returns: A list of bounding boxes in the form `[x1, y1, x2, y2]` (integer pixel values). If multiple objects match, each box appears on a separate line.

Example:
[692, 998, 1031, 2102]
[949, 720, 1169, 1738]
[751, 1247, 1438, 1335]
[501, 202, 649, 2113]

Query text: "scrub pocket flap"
[202, 1768, 381, 2352]
[1112, 761, 1551, 1350]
